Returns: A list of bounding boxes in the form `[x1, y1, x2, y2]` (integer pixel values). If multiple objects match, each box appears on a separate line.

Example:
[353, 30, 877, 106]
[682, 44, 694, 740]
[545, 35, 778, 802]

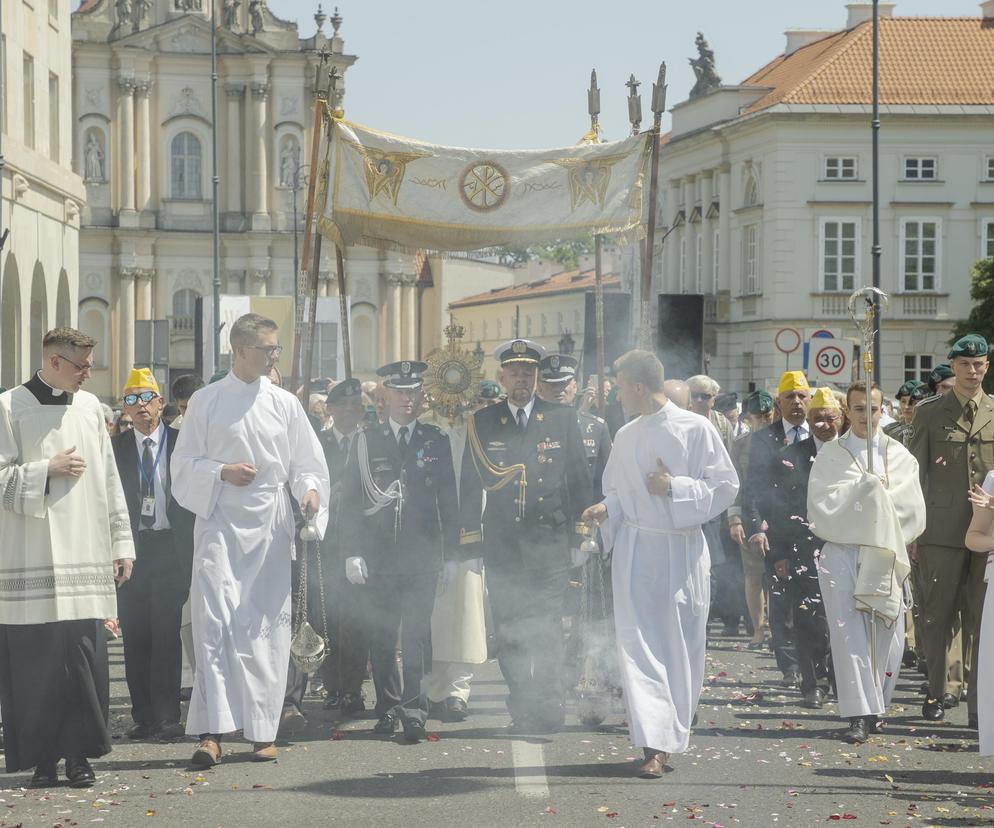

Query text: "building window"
[495, 318, 502, 339]
[48, 0, 58, 18]
[172, 288, 200, 320]
[820, 218, 860, 292]
[983, 219, 994, 260]
[742, 351, 755, 393]
[694, 233, 703, 293]
[313, 322, 340, 379]
[904, 354, 933, 384]
[48, 72, 59, 162]
[23, 53, 35, 149]
[825, 157, 858, 180]
[901, 219, 940, 291]
[903, 157, 937, 180]
[743, 224, 760, 295]
[712, 228, 720, 294]
[678, 236, 687, 292]
[170, 132, 202, 199]
[985, 157, 994, 181]
[541, 313, 547, 335]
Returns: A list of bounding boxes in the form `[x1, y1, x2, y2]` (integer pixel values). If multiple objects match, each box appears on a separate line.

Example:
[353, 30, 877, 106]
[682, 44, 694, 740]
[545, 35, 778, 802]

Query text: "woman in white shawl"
[965, 471, 994, 756]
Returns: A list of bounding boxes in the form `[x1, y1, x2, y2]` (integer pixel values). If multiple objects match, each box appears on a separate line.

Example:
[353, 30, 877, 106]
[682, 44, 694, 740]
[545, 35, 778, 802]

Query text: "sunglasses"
[124, 391, 158, 406]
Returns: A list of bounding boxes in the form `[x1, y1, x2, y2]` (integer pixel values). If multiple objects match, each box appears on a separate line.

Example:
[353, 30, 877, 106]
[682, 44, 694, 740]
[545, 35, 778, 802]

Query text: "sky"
[271, 0, 981, 149]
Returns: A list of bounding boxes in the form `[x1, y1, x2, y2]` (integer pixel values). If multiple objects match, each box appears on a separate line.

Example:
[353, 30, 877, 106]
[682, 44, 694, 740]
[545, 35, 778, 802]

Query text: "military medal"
[536, 412, 545, 422]
[500, 416, 508, 425]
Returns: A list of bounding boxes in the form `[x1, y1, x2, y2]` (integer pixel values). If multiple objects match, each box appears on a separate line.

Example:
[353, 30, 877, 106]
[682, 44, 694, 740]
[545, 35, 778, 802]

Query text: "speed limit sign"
[809, 339, 854, 385]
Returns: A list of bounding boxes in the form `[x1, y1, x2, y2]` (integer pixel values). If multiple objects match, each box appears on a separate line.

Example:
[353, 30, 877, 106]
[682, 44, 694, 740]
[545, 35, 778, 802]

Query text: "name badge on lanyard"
[137, 433, 166, 521]
[141, 496, 156, 517]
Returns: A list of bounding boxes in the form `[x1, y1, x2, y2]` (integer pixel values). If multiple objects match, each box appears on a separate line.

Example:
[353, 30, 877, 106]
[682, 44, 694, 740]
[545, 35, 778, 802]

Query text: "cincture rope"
[467, 415, 527, 519]
[356, 430, 404, 540]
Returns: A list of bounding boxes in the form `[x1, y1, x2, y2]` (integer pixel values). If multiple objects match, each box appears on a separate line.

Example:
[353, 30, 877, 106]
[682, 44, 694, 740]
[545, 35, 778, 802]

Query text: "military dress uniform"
[459, 340, 593, 730]
[909, 335, 993, 724]
[339, 362, 459, 742]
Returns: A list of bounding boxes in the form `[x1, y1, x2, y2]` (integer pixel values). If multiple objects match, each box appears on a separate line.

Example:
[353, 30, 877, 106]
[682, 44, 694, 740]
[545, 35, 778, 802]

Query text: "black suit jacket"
[339, 420, 459, 577]
[111, 425, 195, 575]
[742, 420, 788, 538]
[766, 436, 819, 568]
[458, 397, 592, 567]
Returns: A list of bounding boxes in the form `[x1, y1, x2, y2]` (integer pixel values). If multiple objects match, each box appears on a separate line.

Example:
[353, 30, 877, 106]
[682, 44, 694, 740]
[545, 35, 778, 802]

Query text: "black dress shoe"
[507, 717, 536, 734]
[323, 691, 342, 710]
[341, 692, 366, 717]
[919, 682, 930, 695]
[782, 671, 801, 689]
[157, 721, 185, 741]
[402, 720, 427, 743]
[127, 722, 158, 740]
[865, 715, 884, 734]
[842, 717, 868, 744]
[941, 693, 959, 710]
[65, 756, 96, 788]
[902, 648, 917, 668]
[28, 761, 59, 789]
[179, 687, 192, 702]
[922, 698, 945, 721]
[373, 713, 399, 734]
[439, 697, 468, 722]
[801, 687, 824, 709]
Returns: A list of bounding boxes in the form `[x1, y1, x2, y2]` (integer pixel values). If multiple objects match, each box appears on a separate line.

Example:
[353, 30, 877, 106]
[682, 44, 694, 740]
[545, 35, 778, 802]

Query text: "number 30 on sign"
[809, 339, 854, 384]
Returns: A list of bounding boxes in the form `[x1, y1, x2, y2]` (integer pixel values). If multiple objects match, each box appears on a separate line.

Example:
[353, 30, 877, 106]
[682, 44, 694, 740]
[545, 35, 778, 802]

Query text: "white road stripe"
[511, 739, 550, 798]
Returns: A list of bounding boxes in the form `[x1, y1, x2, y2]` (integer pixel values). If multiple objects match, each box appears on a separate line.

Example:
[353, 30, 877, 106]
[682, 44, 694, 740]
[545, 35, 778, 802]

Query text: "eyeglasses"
[250, 345, 283, 358]
[123, 390, 159, 406]
[57, 354, 95, 374]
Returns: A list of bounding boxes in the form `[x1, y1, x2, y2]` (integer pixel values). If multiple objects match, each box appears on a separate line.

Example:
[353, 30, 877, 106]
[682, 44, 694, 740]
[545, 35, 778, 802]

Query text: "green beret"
[478, 379, 501, 399]
[948, 334, 989, 360]
[896, 379, 925, 399]
[909, 385, 931, 403]
[713, 392, 738, 412]
[744, 390, 774, 415]
[927, 363, 954, 393]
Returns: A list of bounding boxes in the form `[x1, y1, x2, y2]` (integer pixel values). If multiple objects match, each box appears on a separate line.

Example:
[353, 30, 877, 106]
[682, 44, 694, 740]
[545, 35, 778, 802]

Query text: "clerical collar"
[25, 372, 73, 406]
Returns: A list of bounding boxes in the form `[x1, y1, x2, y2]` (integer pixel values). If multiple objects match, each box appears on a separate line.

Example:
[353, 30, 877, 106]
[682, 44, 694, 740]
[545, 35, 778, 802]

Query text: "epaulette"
[915, 393, 941, 408]
[417, 422, 442, 434]
[580, 411, 605, 424]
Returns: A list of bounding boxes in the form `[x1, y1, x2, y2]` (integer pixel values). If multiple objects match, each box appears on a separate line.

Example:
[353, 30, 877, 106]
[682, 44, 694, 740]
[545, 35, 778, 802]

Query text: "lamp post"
[290, 162, 310, 339]
[558, 330, 575, 356]
[870, 0, 882, 385]
[210, 0, 221, 372]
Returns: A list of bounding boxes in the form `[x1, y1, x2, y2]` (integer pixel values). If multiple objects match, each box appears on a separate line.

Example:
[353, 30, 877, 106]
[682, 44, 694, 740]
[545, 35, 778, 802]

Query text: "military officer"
[339, 361, 459, 743]
[884, 382, 928, 447]
[927, 363, 956, 397]
[536, 354, 611, 501]
[910, 334, 993, 727]
[459, 339, 593, 732]
[318, 378, 368, 715]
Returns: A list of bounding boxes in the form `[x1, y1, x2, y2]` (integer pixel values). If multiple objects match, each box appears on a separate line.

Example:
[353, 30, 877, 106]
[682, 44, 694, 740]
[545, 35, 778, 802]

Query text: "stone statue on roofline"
[689, 31, 722, 99]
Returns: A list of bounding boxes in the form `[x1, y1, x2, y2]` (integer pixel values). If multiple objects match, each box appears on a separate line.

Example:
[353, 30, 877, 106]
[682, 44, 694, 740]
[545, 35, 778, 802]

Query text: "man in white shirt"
[111, 368, 195, 743]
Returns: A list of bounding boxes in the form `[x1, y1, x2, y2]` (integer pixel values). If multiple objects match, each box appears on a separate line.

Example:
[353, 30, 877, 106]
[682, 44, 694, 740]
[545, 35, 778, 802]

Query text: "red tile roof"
[449, 267, 620, 308]
[742, 17, 994, 114]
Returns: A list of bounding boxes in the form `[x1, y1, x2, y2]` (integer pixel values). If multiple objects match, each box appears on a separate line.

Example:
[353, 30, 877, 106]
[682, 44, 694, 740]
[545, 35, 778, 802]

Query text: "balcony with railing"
[811, 292, 948, 320]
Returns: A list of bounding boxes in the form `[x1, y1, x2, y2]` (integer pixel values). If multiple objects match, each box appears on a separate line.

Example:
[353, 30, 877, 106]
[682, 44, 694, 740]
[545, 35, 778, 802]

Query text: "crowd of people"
[0, 318, 992, 790]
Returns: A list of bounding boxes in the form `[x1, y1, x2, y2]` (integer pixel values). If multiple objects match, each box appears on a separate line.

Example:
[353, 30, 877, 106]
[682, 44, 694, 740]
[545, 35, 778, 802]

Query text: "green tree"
[950, 257, 994, 393]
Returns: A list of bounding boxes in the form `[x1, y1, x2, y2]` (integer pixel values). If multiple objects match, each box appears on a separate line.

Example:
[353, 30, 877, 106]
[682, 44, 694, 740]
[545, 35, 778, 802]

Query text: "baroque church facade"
[71, 0, 424, 399]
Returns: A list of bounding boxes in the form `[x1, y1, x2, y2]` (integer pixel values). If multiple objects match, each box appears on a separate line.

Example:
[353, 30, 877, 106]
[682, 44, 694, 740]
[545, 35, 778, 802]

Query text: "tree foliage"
[495, 237, 595, 270]
[950, 257, 994, 393]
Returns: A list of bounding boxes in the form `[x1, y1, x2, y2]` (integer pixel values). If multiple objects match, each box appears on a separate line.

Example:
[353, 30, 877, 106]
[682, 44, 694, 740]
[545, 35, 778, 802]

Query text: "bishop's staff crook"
[848, 286, 889, 474]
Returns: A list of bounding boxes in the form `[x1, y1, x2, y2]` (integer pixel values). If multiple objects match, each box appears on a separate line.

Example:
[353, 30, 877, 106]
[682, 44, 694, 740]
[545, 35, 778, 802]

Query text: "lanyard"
[137, 430, 167, 493]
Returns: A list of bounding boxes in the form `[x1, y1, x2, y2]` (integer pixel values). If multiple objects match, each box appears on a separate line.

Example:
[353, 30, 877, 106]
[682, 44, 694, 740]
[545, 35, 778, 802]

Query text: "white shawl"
[807, 432, 925, 623]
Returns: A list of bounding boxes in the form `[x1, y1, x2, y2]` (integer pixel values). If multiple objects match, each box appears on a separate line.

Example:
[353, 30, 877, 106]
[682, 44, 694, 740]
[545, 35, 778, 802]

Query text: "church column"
[701, 172, 713, 293]
[663, 180, 680, 293]
[717, 165, 731, 293]
[225, 84, 244, 215]
[117, 268, 136, 386]
[401, 275, 417, 358]
[249, 269, 269, 296]
[117, 77, 136, 217]
[250, 82, 270, 230]
[135, 81, 152, 213]
[135, 270, 152, 320]
[385, 274, 402, 362]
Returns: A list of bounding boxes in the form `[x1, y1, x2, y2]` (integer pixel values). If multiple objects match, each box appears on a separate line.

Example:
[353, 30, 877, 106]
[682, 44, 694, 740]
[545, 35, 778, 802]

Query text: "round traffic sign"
[814, 344, 846, 376]
[775, 328, 801, 354]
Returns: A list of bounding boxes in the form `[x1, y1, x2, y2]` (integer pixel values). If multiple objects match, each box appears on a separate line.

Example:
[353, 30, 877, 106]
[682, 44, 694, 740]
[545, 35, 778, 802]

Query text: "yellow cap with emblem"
[777, 370, 810, 394]
[123, 367, 159, 394]
[810, 386, 839, 410]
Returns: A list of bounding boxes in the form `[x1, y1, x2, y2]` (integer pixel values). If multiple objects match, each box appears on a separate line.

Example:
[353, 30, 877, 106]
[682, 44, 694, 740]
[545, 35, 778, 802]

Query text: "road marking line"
[511, 739, 550, 798]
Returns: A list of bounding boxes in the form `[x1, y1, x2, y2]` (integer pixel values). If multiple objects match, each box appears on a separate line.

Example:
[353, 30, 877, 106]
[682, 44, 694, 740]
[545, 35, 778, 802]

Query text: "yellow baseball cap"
[778, 370, 810, 394]
[810, 386, 839, 410]
[123, 367, 159, 395]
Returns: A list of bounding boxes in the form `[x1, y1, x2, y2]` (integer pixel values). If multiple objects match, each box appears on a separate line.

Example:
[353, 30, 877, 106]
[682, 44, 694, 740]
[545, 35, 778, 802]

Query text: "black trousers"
[767, 563, 799, 675]
[367, 572, 437, 725]
[118, 530, 188, 726]
[487, 544, 569, 724]
[0, 619, 110, 772]
[788, 566, 831, 694]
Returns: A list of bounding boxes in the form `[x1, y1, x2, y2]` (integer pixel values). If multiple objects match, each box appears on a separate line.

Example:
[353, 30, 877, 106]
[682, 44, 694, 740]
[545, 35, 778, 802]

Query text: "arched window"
[172, 288, 200, 318]
[171, 132, 202, 199]
[79, 298, 109, 369]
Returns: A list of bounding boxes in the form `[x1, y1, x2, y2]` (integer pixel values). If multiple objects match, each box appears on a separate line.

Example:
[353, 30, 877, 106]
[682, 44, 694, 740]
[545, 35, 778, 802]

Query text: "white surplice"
[599, 402, 738, 755]
[809, 430, 925, 719]
[979, 551, 994, 755]
[171, 372, 329, 743]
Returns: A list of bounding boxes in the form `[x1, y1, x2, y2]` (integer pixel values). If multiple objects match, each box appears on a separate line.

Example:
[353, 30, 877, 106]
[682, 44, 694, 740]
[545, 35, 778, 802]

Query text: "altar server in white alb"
[807, 381, 925, 746]
[582, 350, 738, 780]
[965, 471, 994, 756]
[171, 313, 329, 767]
[0, 328, 135, 789]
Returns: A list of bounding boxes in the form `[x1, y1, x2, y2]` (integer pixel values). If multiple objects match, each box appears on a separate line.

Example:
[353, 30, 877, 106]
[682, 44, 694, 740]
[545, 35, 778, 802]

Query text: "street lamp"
[558, 330, 575, 356]
[289, 162, 310, 322]
[473, 341, 485, 362]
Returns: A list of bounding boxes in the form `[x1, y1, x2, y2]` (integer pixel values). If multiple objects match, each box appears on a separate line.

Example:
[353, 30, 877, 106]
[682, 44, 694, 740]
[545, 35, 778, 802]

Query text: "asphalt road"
[2, 627, 992, 828]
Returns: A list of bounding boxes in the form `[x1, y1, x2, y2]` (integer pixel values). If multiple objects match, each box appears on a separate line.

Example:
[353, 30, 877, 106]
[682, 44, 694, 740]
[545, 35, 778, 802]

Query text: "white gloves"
[570, 547, 590, 569]
[345, 556, 368, 585]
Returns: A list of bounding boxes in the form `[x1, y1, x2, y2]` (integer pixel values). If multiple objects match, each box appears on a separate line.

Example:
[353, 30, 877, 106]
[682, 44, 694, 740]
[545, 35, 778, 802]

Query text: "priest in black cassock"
[0, 328, 135, 788]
